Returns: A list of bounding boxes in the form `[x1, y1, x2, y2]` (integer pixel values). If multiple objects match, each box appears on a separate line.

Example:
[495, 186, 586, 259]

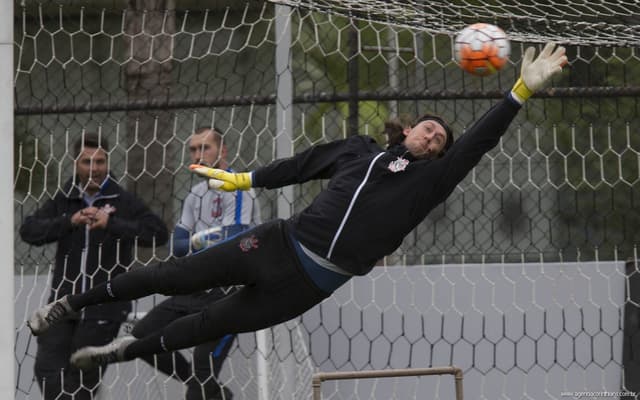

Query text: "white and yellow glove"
[511, 43, 568, 104]
[189, 164, 252, 192]
[190, 226, 224, 251]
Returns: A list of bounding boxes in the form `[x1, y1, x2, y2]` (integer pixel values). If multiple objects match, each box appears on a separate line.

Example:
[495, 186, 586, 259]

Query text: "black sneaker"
[70, 335, 136, 370]
[27, 296, 73, 336]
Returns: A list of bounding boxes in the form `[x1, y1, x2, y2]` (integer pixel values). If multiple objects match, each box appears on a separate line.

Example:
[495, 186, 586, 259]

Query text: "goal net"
[12, 1, 640, 399]
[269, 0, 640, 46]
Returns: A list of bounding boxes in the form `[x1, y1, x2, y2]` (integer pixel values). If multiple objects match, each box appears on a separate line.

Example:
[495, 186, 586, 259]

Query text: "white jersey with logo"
[177, 180, 261, 233]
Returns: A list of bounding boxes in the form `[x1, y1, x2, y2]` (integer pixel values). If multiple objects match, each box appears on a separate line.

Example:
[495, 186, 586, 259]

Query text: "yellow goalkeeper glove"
[189, 164, 252, 191]
[511, 42, 568, 104]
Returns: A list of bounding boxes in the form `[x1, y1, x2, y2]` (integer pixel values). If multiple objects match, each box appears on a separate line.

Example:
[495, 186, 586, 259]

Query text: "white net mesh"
[12, 1, 640, 399]
[268, 0, 640, 47]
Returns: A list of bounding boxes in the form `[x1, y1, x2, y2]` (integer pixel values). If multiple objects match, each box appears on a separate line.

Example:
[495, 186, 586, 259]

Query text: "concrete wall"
[14, 261, 626, 399]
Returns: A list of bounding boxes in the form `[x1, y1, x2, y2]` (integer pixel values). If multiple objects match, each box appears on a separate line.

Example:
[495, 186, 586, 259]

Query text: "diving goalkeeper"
[27, 43, 568, 370]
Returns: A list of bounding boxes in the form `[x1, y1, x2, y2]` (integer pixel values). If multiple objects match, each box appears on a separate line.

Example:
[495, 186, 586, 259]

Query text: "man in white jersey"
[131, 127, 261, 400]
[173, 127, 261, 254]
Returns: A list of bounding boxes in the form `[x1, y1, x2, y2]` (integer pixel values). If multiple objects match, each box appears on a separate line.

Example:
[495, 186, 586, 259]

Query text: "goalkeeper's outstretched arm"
[189, 136, 362, 192]
[431, 43, 568, 203]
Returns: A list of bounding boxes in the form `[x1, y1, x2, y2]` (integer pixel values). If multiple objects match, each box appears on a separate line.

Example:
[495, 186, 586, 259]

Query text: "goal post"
[1, 1, 13, 399]
[312, 367, 464, 400]
[12, 1, 640, 400]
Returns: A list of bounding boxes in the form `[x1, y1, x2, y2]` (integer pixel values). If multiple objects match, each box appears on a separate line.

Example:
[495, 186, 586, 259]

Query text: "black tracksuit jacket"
[253, 94, 521, 276]
[20, 176, 169, 320]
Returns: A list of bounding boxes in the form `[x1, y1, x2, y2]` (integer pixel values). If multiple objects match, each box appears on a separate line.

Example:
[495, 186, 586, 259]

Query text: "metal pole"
[347, 22, 359, 136]
[275, 4, 294, 219]
[387, 28, 399, 117]
[454, 368, 464, 400]
[0, 0, 14, 398]
[312, 366, 463, 400]
[311, 375, 322, 400]
[256, 5, 294, 400]
[275, 3, 295, 398]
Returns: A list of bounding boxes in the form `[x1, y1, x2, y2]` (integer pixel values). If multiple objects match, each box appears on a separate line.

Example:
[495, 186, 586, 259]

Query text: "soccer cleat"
[70, 335, 136, 370]
[27, 295, 73, 336]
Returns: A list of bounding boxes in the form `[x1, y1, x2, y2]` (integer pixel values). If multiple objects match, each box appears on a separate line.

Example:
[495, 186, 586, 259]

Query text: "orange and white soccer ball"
[454, 23, 510, 76]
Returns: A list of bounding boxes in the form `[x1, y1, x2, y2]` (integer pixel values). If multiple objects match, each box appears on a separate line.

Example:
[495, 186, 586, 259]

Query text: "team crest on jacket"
[239, 235, 259, 252]
[388, 157, 409, 172]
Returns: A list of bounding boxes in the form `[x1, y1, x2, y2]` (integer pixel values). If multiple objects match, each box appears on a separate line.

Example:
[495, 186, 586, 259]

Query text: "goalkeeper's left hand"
[189, 164, 252, 191]
[511, 42, 568, 104]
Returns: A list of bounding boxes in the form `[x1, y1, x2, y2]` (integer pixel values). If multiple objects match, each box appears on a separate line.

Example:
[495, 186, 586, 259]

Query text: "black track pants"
[132, 291, 236, 400]
[74, 219, 329, 355]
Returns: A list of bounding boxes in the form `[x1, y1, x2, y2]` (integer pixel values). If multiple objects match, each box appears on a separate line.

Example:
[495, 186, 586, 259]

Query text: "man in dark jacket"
[20, 132, 169, 400]
[29, 43, 567, 372]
